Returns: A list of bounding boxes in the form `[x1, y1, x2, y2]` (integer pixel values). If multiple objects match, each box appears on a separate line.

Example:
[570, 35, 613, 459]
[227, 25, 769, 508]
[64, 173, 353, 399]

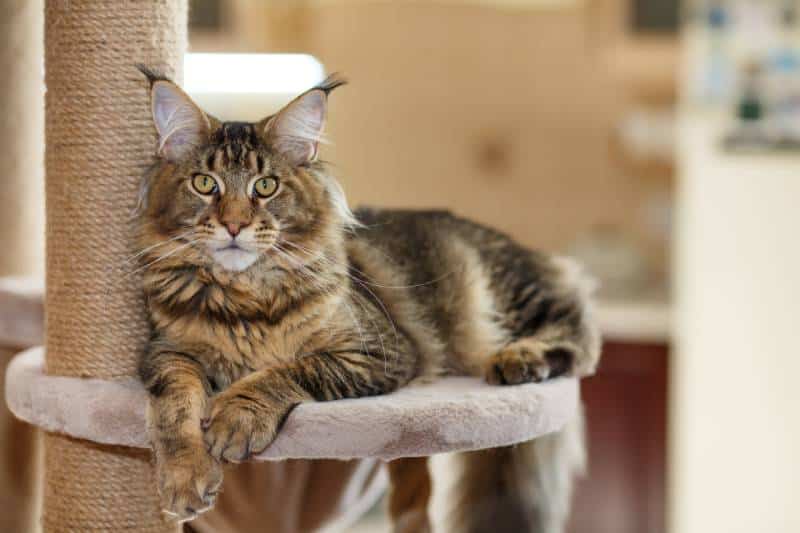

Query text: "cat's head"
[137, 67, 355, 274]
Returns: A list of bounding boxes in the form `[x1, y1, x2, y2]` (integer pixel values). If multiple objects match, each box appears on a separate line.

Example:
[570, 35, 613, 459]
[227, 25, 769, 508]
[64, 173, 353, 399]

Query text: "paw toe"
[485, 346, 552, 385]
[204, 404, 274, 463]
[158, 451, 222, 522]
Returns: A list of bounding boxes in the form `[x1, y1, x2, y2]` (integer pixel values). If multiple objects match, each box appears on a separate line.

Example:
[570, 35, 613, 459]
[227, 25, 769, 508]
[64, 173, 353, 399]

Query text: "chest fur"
[149, 289, 342, 384]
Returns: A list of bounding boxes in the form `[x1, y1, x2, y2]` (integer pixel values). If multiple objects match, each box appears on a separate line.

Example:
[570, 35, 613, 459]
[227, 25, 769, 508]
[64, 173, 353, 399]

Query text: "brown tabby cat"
[136, 67, 601, 532]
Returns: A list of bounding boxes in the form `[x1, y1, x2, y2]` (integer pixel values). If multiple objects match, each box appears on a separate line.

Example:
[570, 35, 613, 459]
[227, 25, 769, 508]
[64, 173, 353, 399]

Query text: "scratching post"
[43, 1, 187, 531]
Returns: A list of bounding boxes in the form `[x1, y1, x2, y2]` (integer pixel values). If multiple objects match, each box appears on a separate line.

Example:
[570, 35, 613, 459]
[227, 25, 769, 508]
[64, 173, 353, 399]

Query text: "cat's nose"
[225, 222, 249, 237]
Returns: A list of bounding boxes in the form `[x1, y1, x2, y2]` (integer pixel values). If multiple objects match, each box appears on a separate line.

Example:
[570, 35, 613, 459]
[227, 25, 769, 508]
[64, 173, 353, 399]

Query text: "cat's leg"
[486, 257, 601, 385]
[458, 317, 593, 533]
[485, 339, 577, 385]
[442, 257, 597, 533]
[139, 347, 222, 522]
[387, 457, 433, 533]
[203, 347, 413, 463]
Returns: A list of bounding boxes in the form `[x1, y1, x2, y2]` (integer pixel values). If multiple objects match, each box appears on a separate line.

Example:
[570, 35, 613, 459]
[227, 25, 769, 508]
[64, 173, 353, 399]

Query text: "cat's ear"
[262, 74, 346, 166]
[149, 79, 210, 162]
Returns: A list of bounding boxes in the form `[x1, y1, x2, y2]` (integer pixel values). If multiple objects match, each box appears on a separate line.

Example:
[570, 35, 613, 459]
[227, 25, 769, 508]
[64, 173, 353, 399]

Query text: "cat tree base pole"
[43, 1, 187, 530]
[43, 434, 166, 532]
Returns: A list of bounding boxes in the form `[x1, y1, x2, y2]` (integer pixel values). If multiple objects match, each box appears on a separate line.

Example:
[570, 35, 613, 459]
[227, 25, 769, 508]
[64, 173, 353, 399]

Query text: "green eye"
[192, 174, 218, 195]
[253, 177, 279, 198]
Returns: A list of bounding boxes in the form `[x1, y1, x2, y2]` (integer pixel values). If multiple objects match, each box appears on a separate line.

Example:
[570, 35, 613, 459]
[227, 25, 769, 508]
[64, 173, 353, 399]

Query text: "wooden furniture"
[569, 339, 668, 533]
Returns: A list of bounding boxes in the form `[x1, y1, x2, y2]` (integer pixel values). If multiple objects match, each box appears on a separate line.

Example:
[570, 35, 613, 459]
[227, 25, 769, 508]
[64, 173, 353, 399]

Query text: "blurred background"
[1, 0, 798, 532]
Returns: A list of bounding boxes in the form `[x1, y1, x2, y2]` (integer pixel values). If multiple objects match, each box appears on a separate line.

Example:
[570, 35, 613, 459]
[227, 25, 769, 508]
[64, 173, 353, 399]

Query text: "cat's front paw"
[485, 340, 573, 385]
[203, 389, 283, 463]
[157, 445, 222, 523]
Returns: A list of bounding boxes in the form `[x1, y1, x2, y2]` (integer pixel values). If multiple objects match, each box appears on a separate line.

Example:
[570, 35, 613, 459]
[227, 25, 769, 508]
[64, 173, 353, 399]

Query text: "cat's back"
[346, 207, 592, 378]
[349, 206, 543, 273]
[346, 207, 549, 376]
[352, 207, 460, 243]
[350, 207, 520, 254]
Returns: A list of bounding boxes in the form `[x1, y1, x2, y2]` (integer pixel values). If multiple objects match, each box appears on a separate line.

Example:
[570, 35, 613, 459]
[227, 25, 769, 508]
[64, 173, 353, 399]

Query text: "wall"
[672, 114, 800, 532]
[311, 3, 640, 255]
[0, 0, 44, 277]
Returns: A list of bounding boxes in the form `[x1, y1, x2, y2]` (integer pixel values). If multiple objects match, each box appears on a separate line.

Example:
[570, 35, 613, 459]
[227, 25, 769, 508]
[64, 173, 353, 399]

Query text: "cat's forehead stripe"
[214, 122, 258, 146]
[209, 121, 262, 170]
[247, 151, 259, 173]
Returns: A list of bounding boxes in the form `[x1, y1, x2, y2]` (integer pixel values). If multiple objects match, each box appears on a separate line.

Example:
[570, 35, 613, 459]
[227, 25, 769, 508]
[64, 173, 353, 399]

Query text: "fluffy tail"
[436, 408, 586, 533]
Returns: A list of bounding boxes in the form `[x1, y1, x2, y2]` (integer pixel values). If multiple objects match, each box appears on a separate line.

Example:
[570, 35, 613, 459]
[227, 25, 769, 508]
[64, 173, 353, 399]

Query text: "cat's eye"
[192, 174, 218, 195]
[253, 177, 279, 199]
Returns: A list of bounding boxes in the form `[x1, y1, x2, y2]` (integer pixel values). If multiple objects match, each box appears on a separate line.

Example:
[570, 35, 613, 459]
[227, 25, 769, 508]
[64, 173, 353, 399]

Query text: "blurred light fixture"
[183, 53, 325, 94]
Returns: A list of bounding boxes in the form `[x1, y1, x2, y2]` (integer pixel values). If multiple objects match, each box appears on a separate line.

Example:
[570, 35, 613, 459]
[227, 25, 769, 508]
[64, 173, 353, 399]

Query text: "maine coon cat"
[136, 67, 601, 532]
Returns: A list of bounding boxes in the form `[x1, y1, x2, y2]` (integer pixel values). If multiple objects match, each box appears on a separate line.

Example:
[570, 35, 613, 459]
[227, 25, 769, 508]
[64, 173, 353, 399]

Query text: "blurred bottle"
[705, 3, 734, 103]
[724, 60, 770, 150]
[765, 2, 800, 145]
[685, 2, 736, 106]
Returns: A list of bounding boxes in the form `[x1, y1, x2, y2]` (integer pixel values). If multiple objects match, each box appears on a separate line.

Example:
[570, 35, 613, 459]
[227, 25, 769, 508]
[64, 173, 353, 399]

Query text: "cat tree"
[2, 2, 580, 531]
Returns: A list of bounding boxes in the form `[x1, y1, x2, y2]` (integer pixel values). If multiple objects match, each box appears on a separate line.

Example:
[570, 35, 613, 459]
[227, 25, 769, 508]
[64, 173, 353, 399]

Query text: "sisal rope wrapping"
[43, 435, 167, 532]
[44, 1, 187, 531]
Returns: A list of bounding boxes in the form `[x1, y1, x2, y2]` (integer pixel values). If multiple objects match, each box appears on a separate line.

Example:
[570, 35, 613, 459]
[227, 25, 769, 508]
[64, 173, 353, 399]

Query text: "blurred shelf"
[595, 298, 670, 344]
[0, 277, 43, 349]
[605, 36, 679, 105]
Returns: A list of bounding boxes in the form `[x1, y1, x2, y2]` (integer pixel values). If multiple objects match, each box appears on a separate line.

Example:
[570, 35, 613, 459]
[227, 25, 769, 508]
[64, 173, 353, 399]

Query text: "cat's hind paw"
[485, 340, 573, 385]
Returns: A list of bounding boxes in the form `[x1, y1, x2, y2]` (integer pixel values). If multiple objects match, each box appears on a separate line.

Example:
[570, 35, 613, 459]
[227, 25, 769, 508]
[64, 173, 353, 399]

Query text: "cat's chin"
[211, 248, 260, 272]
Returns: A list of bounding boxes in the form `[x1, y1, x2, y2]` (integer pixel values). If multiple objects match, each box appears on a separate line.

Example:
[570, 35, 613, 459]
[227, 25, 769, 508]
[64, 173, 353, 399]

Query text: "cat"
[135, 66, 601, 532]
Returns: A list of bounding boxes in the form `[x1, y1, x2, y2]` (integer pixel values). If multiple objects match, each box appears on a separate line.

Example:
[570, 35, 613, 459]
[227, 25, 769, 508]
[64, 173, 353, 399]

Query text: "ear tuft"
[263, 74, 346, 166]
[315, 72, 348, 95]
[149, 80, 209, 162]
[136, 64, 171, 86]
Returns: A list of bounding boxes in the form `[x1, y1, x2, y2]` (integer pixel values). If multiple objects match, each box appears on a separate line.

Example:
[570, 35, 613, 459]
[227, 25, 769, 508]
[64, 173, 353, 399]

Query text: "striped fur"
[136, 73, 601, 528]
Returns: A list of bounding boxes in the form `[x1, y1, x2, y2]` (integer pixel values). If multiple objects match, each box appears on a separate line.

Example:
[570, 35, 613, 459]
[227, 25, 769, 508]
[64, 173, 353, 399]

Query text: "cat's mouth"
[210, 241, 260, 272]
[213, 239, 257, 253]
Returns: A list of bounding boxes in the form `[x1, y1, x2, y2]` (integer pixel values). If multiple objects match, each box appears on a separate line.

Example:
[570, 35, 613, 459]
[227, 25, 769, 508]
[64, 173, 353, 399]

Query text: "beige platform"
[6, 347, 578, 461]
[2, 279, 579, 461]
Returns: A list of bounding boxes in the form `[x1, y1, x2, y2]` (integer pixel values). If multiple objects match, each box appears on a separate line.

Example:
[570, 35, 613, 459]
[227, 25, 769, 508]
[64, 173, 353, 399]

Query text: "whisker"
[127, 239, 201, 278]
[347, 290, 391, 375]
[124, 229, 196, 265]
